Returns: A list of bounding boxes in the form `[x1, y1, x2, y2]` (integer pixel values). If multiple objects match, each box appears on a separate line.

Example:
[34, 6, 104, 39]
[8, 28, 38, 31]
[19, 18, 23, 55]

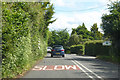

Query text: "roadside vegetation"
[2, 2, 55, 78]
[100, 1, 120, 64]
[48, 1, 120, 64]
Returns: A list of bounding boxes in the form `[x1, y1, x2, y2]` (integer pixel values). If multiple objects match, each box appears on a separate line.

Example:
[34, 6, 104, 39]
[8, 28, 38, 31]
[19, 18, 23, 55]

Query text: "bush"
[70, 44, 85, 55]
[65, 47, 70, 54]
[85, 40, 111, 56]
[2, 2, 51, 78]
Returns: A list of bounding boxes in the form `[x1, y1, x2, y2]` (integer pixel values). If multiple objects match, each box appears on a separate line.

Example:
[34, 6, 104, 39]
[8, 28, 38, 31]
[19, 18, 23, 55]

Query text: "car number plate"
[56, 53, 60, 54]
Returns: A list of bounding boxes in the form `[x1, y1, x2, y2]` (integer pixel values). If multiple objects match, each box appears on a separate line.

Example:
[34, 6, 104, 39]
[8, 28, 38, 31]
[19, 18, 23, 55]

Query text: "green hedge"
[2, 2, 51, 78]
[68, 40, 111, 56]
[70, 44, 85, 55]
[65, 47, 70, 54]
[85, 40, 111, 56]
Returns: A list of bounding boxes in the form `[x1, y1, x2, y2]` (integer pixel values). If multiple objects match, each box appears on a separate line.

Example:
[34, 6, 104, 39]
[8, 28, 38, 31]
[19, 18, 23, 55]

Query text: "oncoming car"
[51, 45, 65, 57]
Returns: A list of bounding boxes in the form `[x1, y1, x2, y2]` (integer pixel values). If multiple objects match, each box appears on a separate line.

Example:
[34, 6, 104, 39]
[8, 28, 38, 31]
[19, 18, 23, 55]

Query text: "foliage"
[70, 44, 85, 55]
[75, 23, 92, 39]
[43, 3, 56, 39]
[68, 34, 80, 46]
[44, 3, 56, 27]
[48, 29, 70, 48]
[85, 40, 111, 56]
[71, 23, 103, 43]
[91, 23, 103, 40]
[65, 47, 70, 54]
[101, 1, 120, 56]
[2, 2, 54, 78]
[71, 28, 77, 35]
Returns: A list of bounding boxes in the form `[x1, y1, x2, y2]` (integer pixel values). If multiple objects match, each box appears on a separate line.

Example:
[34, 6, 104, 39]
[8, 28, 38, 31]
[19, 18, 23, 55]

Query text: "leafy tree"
[91, 23, 103, 40]
[101, 1, 120, 56]
[68, 34, 80, 46]
[44, 4, 56, 26]
[78, 35, 83, 41]
[40, 2, 56, 39]
[71, 28, 77, 35]
[91, 23, 98, 33]
[48, 29, 69, 48]
[73, 23, 93, 39]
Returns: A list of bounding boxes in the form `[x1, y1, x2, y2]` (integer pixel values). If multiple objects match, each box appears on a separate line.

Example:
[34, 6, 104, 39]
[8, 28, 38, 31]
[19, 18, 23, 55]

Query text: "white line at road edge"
[72, 60, 94, 79]
[72, 59, 104, 80]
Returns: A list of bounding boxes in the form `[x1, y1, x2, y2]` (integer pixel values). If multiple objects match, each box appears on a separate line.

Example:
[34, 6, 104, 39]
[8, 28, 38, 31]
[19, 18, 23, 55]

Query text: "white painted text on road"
[32, 65, 80, 71]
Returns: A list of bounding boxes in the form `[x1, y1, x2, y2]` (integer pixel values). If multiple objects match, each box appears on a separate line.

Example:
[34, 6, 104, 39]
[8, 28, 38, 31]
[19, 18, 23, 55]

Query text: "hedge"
[2, 2, 52, 78]
[65, 47, 70, 54]
[70, 44, 85, 55]
[85, 40, 111, 56]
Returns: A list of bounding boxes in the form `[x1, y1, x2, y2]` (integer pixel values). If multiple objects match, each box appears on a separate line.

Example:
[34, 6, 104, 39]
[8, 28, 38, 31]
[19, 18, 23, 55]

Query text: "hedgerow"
[70, 44, 85, 55]
[84, 40, 111, 56]
[2, 2, 53, 78]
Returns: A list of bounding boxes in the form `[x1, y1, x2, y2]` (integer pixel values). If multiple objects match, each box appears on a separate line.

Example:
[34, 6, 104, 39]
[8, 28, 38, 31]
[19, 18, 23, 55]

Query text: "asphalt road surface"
[22, 53, 119, 79]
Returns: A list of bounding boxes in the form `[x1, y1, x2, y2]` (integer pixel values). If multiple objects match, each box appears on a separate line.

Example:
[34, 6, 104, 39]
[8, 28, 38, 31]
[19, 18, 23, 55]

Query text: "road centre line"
[72, 60, 94, 79]
[71, 57, 104, 80]
[74, 60, 103, 79]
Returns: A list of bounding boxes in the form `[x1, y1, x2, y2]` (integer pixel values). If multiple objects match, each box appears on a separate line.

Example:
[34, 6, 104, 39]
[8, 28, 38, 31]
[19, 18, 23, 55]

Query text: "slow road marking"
[32, 65, 80, 71]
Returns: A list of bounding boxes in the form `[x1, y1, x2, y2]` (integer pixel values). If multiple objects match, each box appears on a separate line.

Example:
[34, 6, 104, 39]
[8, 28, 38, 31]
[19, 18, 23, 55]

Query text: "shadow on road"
[65, 56, 119, 78]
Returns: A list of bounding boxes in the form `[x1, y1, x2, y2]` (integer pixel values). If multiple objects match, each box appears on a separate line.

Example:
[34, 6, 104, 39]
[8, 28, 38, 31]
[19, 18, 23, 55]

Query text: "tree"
[68, 34, 79, 46]
[44, 3, 56, 27]
[101, 1, 120, 56]
[74, 23, 93, 39]
[48, 29, 70, 48]
[41, 3, 56, 39]
[91, 23, 103, 40]
[71, 28, 77, 35]
[91, 23, 98, 33]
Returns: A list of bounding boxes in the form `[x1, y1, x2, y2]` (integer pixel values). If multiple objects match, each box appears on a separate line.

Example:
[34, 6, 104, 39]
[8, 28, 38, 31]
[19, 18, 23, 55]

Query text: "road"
[22, 53, 119, 79]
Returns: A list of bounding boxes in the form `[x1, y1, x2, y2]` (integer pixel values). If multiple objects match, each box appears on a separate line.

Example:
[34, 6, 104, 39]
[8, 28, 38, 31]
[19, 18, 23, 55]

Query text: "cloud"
[48, 14, 79, 33]
[73, 11, 103, 31]
[97, 0, 120, 4]
[51, 0, 65, 7]
[49, 0, 120, 34]
[49, 11, 103, 33]
[51, 0, 76, 8]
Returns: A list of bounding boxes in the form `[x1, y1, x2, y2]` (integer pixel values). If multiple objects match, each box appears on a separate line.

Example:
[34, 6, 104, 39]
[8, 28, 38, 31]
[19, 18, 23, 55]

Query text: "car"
[51, 45, 65, 57]
[47, 47, 52, 53]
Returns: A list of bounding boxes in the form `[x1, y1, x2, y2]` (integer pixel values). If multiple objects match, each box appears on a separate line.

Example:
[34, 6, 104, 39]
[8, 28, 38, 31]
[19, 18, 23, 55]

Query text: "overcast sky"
[48, 0, 119, 34]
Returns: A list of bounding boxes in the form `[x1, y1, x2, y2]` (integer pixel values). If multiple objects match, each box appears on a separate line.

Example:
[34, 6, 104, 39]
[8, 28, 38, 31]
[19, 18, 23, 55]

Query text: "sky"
[48, 0, 119, 34]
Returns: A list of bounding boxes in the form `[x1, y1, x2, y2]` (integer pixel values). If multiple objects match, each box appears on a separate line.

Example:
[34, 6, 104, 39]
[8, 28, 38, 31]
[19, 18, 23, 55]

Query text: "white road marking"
[32, 65, 80, 71]
[74, 60, 104, 80]
[72, 60, 94, 79]
[65, 65, 77, 70]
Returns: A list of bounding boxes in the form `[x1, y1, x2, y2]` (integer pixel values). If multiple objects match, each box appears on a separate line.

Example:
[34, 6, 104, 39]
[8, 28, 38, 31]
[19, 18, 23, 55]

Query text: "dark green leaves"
[101, 1, 120, 56]
[2, 2, 54, 78]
